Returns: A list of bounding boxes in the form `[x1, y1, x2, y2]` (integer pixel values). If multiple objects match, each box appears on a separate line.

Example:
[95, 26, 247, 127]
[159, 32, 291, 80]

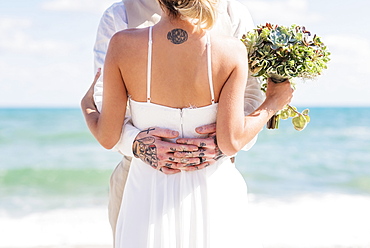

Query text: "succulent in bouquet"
[241, 23, 331, 130]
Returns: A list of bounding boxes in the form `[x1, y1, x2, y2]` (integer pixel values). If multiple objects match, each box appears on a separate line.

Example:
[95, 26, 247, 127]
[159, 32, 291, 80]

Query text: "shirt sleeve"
[93, 3, 128, 112]
[227, 0, 255, 39]
[228, 0, 265, 151]
[92, 3, 141, 156]
[111, 117, 140, 157]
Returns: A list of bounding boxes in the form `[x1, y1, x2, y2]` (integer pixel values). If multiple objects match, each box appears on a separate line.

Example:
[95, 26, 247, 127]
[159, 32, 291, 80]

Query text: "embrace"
[81, 0, 293, 247]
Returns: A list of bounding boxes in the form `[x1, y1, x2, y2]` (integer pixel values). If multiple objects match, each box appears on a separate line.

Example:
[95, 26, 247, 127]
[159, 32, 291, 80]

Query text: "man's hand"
[81, 68, 101, 115]
[132, 127, 199, 174]
[175, 123, 225, 171]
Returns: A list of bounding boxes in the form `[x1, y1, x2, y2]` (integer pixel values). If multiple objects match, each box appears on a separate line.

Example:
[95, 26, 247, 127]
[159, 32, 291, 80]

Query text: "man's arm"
[91, 3, 142, 158]
[229, 0, 265, 151]
[93, 3, 128, 112]
[229, 1, 266, 115]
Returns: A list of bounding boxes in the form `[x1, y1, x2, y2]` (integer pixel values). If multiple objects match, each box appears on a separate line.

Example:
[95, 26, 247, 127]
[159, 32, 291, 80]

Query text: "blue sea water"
[1, 107, 370, 210]
[238, 107, 370, 197]
[0, 107, 370, 247]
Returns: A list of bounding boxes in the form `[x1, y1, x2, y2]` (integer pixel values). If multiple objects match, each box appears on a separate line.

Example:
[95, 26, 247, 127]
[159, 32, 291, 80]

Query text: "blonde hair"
[158, 0, 218, 29]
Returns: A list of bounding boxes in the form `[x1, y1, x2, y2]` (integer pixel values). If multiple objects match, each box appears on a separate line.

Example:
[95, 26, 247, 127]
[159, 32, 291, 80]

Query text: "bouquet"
[241, 23, 331, 130]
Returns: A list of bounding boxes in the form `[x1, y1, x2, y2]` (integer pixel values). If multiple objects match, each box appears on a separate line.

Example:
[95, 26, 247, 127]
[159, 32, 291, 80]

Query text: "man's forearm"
[239, 74, 265, 151]
[81, 91, 100, 140]
[81, 69, 102, 142]
[112, 119, 141, 157]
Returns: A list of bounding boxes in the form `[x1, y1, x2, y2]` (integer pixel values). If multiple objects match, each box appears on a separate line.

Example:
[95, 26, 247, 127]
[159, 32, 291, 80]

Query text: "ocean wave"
[0, 168, 111, 195]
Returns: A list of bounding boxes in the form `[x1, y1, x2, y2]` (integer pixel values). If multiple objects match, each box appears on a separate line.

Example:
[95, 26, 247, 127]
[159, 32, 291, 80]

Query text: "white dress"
[115, 27, 260, 248]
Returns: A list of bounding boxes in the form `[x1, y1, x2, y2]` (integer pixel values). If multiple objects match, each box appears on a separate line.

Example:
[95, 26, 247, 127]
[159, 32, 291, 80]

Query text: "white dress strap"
[147, 26, 153, 103]
[206, 32, 215, 104]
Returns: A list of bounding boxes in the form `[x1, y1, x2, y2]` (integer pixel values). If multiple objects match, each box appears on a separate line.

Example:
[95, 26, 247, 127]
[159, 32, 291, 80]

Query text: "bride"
[82, 0, 293, 247]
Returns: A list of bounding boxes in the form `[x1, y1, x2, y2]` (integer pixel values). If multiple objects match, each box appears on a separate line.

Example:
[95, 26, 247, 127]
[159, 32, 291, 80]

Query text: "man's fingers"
[94, 68, 101, 83]
[176, 137, 216, 149]
[157, 141, 198, 152]
[208, 132, 216, 138]
[159, 166, 181, 175]
[139, 127, 179, 139]
[171, 157, 208, 168]
[157, 161, 181, 174]
[173, 149, 216, 158]
[196, 161, 214, 170]
[195, 123, 216, 134]
[158, 161, 177, 168]
[164, 156, 202, 165]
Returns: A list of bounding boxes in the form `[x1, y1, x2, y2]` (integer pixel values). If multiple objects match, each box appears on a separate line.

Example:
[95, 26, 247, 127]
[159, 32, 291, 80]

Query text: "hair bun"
[158, 0, 218, 29]
[173, 0, 190, 8]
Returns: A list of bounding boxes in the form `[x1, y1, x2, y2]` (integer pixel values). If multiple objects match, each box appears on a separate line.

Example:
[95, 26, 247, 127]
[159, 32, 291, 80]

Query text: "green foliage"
[241, 23, 331, 131]
[241, 23, 331, 83]
[278, 106, 310, 131]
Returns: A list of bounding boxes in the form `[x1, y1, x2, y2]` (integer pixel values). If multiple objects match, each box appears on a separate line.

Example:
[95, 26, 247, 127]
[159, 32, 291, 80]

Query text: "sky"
[0, 0, 369, 107]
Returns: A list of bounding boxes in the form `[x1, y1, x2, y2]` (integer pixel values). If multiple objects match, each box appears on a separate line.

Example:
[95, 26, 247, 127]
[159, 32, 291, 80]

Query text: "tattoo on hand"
[167, 28, 188, 44]
[214, 147, 224, 161]
[139, 128, 156, 135]
[186, 163, 197, 167]
[132, 137, 158, 168]
[212, 136, 225, 161]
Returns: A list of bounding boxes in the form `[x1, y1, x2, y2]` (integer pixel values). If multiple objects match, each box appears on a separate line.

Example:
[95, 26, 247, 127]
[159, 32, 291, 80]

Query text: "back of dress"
[130, 26, 218, 141]
[115, 26, 261, 248]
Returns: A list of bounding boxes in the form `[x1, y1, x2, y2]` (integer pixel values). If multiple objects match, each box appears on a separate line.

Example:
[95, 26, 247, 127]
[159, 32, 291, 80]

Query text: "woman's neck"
[156, 13, 206, 36]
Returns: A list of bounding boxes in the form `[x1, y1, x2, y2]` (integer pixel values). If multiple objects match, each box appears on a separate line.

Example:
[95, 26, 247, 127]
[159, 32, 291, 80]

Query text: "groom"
[82, 0, 264, 239]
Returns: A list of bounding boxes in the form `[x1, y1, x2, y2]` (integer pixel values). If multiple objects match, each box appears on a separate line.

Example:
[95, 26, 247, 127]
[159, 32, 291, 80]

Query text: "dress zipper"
[180, 109, 184, 138]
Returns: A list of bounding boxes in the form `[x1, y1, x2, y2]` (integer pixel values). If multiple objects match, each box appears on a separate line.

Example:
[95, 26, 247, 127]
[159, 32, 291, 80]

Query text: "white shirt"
[93, 0, 264, 156]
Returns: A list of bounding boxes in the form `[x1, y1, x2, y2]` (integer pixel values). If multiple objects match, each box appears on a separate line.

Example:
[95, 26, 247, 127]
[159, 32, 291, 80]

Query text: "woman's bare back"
[113, 23, 245, 109]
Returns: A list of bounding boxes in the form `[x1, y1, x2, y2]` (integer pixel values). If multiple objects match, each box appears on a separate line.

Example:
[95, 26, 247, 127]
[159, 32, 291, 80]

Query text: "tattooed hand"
[175, 123, 226, 171]
[132, 127, 198, 174]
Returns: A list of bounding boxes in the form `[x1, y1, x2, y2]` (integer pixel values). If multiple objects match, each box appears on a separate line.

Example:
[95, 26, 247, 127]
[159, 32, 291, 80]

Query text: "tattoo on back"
[132, 137, 158, 168]
[167, 29, 188, 44]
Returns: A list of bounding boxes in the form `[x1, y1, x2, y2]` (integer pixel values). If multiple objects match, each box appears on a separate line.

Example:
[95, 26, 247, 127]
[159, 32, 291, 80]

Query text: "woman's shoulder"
[109, 27, 149, 53]
[111, 27, 148, 42]
[211, 34, 247, 63]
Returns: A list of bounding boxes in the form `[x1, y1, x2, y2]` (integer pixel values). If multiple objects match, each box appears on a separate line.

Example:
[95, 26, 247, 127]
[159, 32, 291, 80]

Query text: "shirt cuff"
[93, 76, 103, 113]
[111, 118, 139, 157]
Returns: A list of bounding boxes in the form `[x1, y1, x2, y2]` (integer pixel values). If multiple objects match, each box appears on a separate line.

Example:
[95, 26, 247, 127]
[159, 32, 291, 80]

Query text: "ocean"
[1, 107, 370, 247]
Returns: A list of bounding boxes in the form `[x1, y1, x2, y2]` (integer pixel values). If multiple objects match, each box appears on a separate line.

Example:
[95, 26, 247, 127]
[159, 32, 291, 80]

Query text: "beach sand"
[15, 245, 370, 248]
[35, 246, 111, 248]
[8, 245, 370, 248]
[2, 194, 370, 248]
